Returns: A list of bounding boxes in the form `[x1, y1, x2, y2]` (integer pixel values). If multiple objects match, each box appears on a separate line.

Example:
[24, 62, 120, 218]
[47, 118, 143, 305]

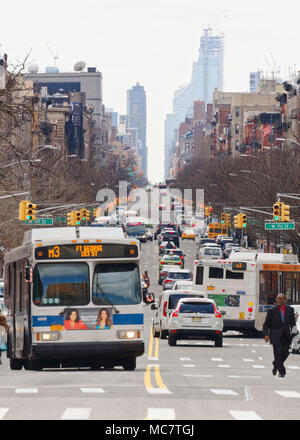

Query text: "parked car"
[152, 290, 205, 339]
[162, 268, 193, 291]
[168, 298, 225, 347]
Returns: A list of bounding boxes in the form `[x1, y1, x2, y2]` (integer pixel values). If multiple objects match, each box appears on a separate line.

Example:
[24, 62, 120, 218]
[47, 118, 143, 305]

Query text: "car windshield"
[171, 251, 183, 257]
[126, 224, 145, 235]
[33, 263, 89, 306]
[169, 294, 203, 309]
[180, 302, 214, 314]
[168, 272, 191, 280]
[164, 256, 180, 261]
[93, 263, 141, 305]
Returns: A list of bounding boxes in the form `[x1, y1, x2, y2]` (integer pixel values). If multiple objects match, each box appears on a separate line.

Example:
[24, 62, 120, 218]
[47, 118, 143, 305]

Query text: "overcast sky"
[2, 0, 300, 183]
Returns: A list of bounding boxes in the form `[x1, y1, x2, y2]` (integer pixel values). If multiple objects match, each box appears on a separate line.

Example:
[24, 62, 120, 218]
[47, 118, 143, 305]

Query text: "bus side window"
[209, 267, 224, 279]
[196, 266, 203, 285]
[226, 270, 244, 280]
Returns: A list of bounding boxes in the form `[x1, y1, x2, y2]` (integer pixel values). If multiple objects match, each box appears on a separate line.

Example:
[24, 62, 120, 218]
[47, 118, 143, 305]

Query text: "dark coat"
[263, 305, 296, 345]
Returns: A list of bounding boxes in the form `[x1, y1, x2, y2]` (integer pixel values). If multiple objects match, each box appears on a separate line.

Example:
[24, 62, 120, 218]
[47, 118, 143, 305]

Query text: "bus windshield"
[126, 224, 145, 236]
[93, 263, 141, 305]
[33, 263, 89, 306]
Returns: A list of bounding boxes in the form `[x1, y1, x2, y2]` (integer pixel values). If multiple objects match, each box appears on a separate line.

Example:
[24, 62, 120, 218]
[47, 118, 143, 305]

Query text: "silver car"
[168, 297, 225, 347]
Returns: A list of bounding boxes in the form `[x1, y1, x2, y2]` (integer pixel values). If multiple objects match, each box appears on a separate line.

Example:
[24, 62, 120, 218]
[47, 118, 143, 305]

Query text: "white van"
[151, 290, 205, 339]
[197, 246, 222, 260]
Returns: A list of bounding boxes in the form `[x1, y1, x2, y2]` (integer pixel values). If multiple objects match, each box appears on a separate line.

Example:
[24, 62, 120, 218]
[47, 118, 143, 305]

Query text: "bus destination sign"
[35, 243, 138, 260]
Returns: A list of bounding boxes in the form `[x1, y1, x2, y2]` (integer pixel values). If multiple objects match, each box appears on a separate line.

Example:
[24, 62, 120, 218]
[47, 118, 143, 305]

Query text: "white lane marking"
[211, 358, 223, 362]
[80, 388, 105, 394]
[252, 365, 266, 369]
[15, 388, 38, 394]
[183, 374, 214, 378]
[180, 357, 191, 361]
[244, 386, 253, 401]
[210, 389, 238, 396]
[61, 408, 92, 420]
[229, 410, 263, 420]
[147, 408, 175, 420]
[287, 366, 300, 370]
[275, 391, 300, 398]
[183, 364, 195, 368]
[258, 357, 263, 361]
[228, 375, 261, 379]
[146, 388, 172, 395]
[243, 359, 254, 362]
[0, 408, 9, 420]
[217, 365, 231, 368]
[148, 357, 159, 361]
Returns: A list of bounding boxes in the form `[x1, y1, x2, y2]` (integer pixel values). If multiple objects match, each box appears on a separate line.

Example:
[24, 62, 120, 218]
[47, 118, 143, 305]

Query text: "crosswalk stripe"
[61, 408, 92, 420]
[80, 388, 105, 394]
[147, 408, 175, 420]
[211, 389, 238, 396]
[0, 408, 9, 420]
[15, 388, 38, 394]
[229, 410, 263, 420]
[275, 391, 300, 398]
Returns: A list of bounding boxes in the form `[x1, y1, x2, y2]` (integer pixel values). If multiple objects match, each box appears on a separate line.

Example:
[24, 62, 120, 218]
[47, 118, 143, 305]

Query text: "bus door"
[15, 260, 26, 355]
[282, 271, 300, 305]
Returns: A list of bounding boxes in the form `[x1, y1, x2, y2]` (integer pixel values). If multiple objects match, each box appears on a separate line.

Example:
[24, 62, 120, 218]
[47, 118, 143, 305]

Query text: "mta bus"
[126, 217, 147, 243]
[4, 227, 144, 370]
[193, 252, 300, 334]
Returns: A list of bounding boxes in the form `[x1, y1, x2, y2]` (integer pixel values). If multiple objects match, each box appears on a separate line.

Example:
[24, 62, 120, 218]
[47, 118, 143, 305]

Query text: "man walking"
[263, 293, 296, 378]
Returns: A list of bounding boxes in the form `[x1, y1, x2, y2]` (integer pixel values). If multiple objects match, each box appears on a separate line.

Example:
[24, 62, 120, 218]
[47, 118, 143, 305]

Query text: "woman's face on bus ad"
[100, 310, 108, 321]
[70, 311, 77, 322]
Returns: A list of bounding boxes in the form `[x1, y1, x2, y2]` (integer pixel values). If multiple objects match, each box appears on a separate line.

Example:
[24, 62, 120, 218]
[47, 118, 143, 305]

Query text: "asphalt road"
[0, 238, 300, 421]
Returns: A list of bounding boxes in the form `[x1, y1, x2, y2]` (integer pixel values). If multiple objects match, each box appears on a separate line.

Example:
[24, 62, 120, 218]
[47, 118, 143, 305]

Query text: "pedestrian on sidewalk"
[0, 309, 8, 365]
[142, 271, 150, 288]
[263, 293, 296, 378]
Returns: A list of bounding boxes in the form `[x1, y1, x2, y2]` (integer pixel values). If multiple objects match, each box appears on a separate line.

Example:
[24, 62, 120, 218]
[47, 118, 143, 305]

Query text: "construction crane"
[45, 44, 59, 67]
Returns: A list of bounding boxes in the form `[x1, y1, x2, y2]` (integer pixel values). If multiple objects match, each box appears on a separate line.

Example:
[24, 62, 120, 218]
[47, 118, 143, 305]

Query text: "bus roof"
[23, 227, 125, 245]
[229, 252, 299, 264]
[126, 217, 145, 224]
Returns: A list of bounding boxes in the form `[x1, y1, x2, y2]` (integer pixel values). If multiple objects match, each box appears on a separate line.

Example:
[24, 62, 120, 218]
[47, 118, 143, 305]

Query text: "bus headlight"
[40, 332, 61, 341]
[118, 330, 140, 339]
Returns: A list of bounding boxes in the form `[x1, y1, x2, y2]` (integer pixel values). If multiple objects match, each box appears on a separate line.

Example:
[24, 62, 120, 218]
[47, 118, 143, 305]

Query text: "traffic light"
[75, 211, 81, 225]
[226, 213, 231, 226]
[234, 214, 240, 229]
[273, 202, 282, 222]
[93, 208, 97, 218]
[80, 208, 87, 222]
[67, 211, 76, 226]
[221, 213, 226, 224]
[19, 201, 27, 220]
[25, 201, 36, 221]
[241, 213, 247, 228]
[86, 210, 90, 222]
[205, 206, 213, 218]
[281, 203, 290, 222]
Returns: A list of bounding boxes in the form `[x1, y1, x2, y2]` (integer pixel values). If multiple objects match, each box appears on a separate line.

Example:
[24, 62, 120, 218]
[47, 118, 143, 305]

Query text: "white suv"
[152, 290, 205, 339]
[168, 297, 225, 347]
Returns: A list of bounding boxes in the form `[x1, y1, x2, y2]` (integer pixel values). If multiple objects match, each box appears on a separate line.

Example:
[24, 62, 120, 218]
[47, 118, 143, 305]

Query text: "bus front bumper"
[223, 319, 255, 332]
[32, 341, 144, 359]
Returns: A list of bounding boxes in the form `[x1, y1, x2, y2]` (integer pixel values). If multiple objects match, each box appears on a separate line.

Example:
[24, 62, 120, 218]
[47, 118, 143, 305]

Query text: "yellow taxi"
[181, 227, 196, 240]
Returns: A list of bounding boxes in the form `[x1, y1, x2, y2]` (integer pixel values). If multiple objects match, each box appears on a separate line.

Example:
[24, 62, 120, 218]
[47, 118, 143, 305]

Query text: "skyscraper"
[164, 28, 224, 178]
[127, 83, 147, 179]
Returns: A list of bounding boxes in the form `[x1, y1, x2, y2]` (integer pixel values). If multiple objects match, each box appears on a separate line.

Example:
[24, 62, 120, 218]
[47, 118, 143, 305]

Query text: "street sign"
[265, 222, 295, 231]
[22, 218, 53, 225]
[54, 217, 66, 223]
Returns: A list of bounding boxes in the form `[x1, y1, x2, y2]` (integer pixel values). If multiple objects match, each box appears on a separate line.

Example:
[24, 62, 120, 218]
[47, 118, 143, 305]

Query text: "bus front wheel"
[123, 356, 136, 371]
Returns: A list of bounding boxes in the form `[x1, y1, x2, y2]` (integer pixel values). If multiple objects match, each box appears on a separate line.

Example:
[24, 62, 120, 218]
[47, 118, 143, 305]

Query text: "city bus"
[208, 223, 229, 240]
[4, 227, 144, 371]
[126, 217, 147, 243]
[193, 252, 300, 334]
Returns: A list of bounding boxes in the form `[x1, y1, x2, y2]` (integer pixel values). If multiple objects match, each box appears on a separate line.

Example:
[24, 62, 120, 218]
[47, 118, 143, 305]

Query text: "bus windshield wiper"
[99, 293, 120, 314]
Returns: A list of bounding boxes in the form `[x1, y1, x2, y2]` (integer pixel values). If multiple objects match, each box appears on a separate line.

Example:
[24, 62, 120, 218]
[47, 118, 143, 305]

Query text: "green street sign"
[54, 217, 66, 223]
[265, 222, 295, 231]
[22, 218, 53, 225]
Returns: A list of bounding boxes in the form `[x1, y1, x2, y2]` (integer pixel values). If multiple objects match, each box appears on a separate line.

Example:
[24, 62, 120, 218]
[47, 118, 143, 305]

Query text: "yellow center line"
[144, 365, 153, 390]
[154, 335, 159, 359]
[148, 327, 154, 358]
[154, 365, 168, 390]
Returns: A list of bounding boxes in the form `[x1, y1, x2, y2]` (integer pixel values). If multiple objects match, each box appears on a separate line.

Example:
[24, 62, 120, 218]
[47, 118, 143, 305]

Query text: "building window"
[235, 124, 239, 135]
[235, 141, 239, 151]
[235, 106, 240, 117]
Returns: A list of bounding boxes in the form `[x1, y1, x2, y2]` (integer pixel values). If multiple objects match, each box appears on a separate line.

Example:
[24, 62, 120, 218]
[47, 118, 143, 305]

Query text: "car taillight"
[180, 256, 184, 259]
[172, 308, 179, 317]
[163, 301, 168, 317]
[161, 272, 166, 277]
[213, 303, 222, 318]
[178, 262, 182, 265]
[164, 279, 172, 283]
